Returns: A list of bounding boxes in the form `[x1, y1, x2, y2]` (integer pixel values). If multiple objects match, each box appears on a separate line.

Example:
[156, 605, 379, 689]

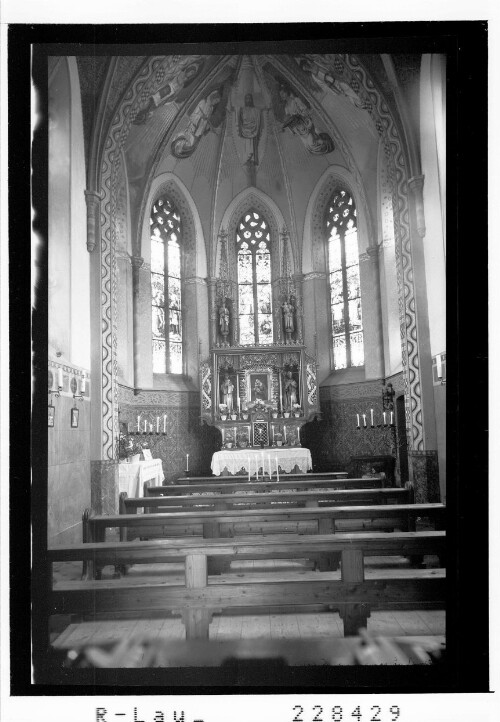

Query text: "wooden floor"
[52, 555, 445, 651]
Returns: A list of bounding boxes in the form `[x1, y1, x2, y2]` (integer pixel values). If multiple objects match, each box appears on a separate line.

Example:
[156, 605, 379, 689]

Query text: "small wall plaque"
[70, 407, 79, 428]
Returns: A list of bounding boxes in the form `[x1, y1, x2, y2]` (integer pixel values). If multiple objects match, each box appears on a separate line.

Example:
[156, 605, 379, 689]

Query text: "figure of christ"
[219, 299, 230, 338]
[284, 371, 298, 411]
[282, 298, 295, 335]
[238, 93, 262, 164]
[220, 374, 235, 414]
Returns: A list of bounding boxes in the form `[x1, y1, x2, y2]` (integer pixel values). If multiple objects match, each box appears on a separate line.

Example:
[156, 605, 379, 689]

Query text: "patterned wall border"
[319, 371, 404, 401]
[117, 383, 199, 408]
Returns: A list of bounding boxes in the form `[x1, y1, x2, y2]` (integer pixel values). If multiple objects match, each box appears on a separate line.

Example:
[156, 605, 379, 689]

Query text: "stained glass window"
[236, 211, 273, 344]
[150, 196, 183, 374]
[325, 189, 364, 369]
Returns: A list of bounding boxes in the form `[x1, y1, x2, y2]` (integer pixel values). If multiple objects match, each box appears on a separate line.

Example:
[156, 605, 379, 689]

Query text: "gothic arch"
[140, 172, 207, 279]
[303, 165, 373, 277]
[217, 187, 291, 280]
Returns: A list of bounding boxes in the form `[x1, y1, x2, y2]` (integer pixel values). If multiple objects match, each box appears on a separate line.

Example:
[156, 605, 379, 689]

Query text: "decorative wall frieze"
[319, 378, 390, 401]
[118, 386, 199, 408]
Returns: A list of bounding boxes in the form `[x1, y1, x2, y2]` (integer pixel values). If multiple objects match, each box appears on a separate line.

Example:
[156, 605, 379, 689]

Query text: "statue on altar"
[284, 370, 298, 411]
[219, 298, 230, 344]
[220, 373, 235, 414]
[282, 297, 295, 342]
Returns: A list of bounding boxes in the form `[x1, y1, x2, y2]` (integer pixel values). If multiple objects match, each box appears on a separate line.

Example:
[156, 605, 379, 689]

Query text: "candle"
[390, 411, 394, 425]
[268, 454, 271, 479]
[156, 417, 159, 433]
[356, 413, 360, 427]
[276, 456, 279, 482]
[149, 422, 153, 432]
[222, 427, 225, 445]
[362, 414, 367, 428]
[247, 457, 251, 482]
[255, 456, 259, 480]
[57, 368, 63, 388]
[137, 415, 141, 432]
[436, 353, 442, 379]
[370, 408, 374, 426]
[80, 377, 86, 394]
[261, 452, 264, 477]
[383, 411, 387, 425]
[279, 371, 283, 412]
[284, 425, 287, 442]
[163, 415, 167, 433]
[186, 454, 189, 472]
[234, 427, 237, 444]
[272, 426, 275, 442]
[144, 420, 147, 432]
[297, 426, 300, 445]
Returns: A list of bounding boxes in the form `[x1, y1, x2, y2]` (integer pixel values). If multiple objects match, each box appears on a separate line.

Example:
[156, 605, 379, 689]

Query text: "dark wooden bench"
[124, 487, 414, 515]
[175, 471, 349, 484]
[50, 530, 446, 638]
[87, 502, 444, 543]
[145, 477, 387, 497]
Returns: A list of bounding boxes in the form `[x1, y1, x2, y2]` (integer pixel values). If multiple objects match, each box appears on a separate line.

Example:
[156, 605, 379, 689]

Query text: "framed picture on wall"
[142, 448, 153, 461]
[70, 407, 79, 428]
[48, 405, 55, 427]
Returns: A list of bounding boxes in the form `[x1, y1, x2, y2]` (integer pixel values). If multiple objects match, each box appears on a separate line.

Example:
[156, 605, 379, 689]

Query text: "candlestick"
[57, 368, 63, 388]
[362, 414, 367, 428]
[144, 420, 147, 432]
[163, 415, 167, 433]
[186, 453, 189, 472]
[297, 426, 300, 445]
[247, 457, 251, 482]
[284, 425, 287, 442]
[80, 377, 86, 394]
[149, 423, 153, 433]
[234, 426, 237, 444]
[390, 411, 394, 425]
[383, 411, 386, 425]
[370, 408, 374, 426]
[137, 415, 141, 432]
[272, 426, 275, 442]
[276, 456, 279, 482]
[156, 417, 159, 433]
[356, 413, 360, 427]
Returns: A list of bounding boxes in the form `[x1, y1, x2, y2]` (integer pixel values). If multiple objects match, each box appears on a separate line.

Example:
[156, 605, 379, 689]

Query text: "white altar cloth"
[211, 447, 312, 477]
[118, 459, 164, 497]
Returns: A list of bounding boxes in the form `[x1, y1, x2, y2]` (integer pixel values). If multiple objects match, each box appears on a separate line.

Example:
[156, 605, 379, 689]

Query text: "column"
[359, 246, 384, 379]
[184, 276, 209, 381]
[207, 276, 218, 348]
[302, 272, 330, 383]
[132, 257, 153, 389]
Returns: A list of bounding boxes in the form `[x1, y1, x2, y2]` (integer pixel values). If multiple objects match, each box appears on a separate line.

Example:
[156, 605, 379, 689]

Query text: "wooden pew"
[145, 477, 387, 497]
[175, 471, 349, 484]
[50, 530, 446, 638]
[87, 502, 444, 544]
[123, 487, 414, 515]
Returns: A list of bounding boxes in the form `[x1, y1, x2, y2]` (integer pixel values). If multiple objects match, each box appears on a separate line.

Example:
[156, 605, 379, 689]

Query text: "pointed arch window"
[237, 210, 273, 345]
[150, 196, 183, 374]
[326, 188, 364, 369]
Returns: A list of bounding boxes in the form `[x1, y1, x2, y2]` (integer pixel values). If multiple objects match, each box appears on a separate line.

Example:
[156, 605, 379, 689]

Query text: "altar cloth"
[118, 459, 164, 497]
[210, 447, 312, 477]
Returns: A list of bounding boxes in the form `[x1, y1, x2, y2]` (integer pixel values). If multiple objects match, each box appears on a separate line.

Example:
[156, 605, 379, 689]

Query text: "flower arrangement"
[118, 432, 143, 460]
[219, 404, 228, 419]
[293, 403, 302, 416]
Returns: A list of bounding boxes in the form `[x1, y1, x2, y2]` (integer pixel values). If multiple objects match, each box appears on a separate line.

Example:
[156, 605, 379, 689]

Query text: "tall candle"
[272, 426, 275, 442]
[80, 377, 86, 394]
[276, 456, 279, 482]
[163, 415, 167, 433]
[279, 371, 283, 412]
[362, 414, 367, 428]
[234, 427, 237, 445]
[356, 413, 360, 427]
[137, 415, 141, 431]
[436, 353, 442, 379]
[247, 457, 251, 483]
[156, 417, 159, 433]
[390, 411, 394, 425]
[383, 411, 387, 425]
[297, 426, 300, 445]
[255, 456, 259, 480]
[144, 420, 147, 432]
[57, 368, 63, 388]
[370, 408, 374, 426]
[186, 454, 189, 472]
[149, 423, 153, 432]
[284, 425, 287, 442]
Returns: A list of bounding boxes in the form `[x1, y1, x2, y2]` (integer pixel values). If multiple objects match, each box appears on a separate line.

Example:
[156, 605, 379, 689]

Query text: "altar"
[118, 459, 164, 497]
[211, 447, 312, 478]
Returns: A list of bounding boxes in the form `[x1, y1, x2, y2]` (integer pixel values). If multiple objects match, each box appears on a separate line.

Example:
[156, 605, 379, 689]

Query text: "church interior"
[41, 47, 449, 681]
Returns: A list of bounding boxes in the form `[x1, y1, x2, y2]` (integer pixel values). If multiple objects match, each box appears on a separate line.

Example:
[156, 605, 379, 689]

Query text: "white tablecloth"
[118, 459, 164, 497]
[211, 448, 312, 477]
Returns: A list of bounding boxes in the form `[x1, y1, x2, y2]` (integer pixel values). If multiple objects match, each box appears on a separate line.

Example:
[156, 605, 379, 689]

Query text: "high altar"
[199, 256, 321, 451]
